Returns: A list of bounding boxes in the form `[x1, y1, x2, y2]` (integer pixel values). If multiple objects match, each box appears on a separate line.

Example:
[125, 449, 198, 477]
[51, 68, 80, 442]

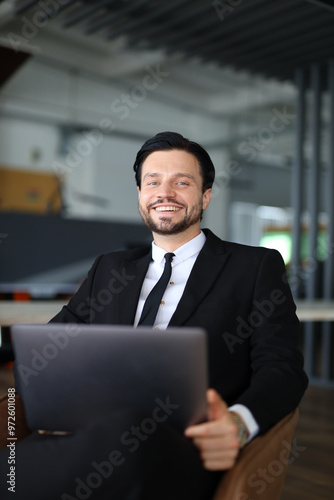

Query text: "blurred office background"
[0, 1, 334, 497]
[0, 0, 333, 297]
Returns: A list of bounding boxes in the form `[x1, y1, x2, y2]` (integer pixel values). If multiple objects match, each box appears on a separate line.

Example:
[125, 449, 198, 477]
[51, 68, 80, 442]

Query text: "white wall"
[63, 134, 142, 222]
[0, 58, 228, 142]
[202, 148, 230, 239]
[0, 116, 59, 171]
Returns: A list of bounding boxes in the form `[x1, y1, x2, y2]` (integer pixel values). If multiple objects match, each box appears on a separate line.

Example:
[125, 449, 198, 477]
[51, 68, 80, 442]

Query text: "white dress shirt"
[133, 230, 259, 442]
[134, 231, 206, 330]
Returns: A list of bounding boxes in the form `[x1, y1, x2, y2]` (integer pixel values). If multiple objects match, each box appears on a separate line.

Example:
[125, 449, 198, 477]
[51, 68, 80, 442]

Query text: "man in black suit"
[3, 131, 308, 500]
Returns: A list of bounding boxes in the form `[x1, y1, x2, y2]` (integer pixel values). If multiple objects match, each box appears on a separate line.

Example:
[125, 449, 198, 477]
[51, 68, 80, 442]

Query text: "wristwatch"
[229, 411, 249, 449]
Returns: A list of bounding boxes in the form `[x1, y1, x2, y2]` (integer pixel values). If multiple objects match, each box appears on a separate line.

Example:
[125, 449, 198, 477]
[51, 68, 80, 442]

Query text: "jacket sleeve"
[49, 255, 104, 324]
[231, 249, 308, 434]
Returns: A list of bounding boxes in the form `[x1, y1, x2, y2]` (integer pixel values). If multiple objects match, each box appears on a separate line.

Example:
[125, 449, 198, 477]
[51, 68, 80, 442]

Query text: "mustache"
[147, 200, 186, 209]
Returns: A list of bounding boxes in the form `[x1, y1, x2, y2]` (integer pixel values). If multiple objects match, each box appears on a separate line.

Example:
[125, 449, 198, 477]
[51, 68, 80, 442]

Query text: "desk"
[0, 301, 66, 327]
[295, 300, 334, 322]
[1, 299, 333, 387]
[1, 300, 334, 326]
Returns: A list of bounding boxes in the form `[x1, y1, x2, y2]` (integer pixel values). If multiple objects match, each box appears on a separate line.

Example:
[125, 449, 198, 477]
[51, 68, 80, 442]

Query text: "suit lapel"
[169, 230, 231, 326]
[116, 251, 152, 325]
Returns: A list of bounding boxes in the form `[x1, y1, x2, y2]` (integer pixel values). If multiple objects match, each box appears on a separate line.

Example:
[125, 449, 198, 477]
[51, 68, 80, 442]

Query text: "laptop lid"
[11, 323, 209, 433]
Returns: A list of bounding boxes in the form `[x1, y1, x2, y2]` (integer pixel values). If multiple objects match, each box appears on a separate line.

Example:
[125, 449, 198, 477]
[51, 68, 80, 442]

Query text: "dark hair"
[133, 131, 215, 192]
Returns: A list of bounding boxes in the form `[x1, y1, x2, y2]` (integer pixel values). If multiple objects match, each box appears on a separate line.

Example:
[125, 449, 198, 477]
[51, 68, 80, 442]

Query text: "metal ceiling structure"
[0, 0, 332, 170]
[9, 0, 334, 84]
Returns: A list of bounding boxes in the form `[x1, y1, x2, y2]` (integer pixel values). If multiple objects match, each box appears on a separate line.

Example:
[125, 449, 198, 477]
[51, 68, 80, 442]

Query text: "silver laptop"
[11, 323, 209, 433]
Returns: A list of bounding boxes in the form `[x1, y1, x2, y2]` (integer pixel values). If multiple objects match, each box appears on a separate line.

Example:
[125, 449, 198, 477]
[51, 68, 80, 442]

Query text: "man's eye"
[177, 181, 188, 185]
[148, 181, 159, 186]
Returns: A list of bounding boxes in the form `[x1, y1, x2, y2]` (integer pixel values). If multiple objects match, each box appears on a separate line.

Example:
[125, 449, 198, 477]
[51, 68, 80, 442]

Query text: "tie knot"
[164, 253, 174, 264]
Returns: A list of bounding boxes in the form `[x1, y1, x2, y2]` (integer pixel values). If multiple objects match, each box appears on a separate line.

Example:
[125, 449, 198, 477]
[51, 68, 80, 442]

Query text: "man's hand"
[184, 389, 240, 470]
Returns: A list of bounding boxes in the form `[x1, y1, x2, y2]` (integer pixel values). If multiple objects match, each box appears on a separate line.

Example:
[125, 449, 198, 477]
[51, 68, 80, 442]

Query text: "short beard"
[138, 201, 203, 235]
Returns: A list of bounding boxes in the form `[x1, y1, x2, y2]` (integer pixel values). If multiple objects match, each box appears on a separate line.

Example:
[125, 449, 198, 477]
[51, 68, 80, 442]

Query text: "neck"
[152, 226, 201, 252]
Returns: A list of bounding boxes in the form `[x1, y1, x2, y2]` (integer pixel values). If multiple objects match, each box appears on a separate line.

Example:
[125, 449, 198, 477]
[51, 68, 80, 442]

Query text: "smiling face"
[137, 149, 212, 246]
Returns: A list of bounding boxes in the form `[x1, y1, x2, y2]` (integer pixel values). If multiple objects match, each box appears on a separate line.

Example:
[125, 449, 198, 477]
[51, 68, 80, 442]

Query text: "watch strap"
[229, 411, 249, 449]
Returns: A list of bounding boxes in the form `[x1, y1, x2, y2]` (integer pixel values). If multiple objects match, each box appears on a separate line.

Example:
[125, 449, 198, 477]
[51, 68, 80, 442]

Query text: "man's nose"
[157, 182, 176, 198]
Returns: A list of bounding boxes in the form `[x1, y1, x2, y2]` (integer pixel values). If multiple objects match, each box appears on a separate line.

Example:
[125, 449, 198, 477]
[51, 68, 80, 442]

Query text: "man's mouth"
[154, 205, 182, 212]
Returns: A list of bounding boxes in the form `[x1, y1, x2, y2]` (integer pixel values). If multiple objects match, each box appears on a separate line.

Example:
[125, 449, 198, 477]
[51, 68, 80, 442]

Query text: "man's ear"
[202, 188, 212, 211]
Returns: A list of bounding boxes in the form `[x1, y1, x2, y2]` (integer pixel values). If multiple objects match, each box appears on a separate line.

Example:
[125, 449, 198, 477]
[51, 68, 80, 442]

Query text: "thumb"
[207, 388, 229, 421]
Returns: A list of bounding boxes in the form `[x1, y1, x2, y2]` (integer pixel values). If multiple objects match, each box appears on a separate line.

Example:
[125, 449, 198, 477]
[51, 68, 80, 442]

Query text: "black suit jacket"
[50, 229, 308, 434]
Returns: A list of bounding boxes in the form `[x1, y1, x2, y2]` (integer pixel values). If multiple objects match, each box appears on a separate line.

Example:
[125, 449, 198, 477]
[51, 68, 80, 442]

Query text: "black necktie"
[138, 252, 175, 326]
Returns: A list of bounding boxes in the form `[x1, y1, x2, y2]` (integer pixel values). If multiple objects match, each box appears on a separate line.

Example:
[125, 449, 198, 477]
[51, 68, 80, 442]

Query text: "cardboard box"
[0, 166, 62, 214]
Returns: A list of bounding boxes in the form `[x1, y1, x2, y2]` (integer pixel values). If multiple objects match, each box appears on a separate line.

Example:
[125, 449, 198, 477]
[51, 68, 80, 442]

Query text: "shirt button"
[160, 300, 165, 305]
[170, 281, 175, 285]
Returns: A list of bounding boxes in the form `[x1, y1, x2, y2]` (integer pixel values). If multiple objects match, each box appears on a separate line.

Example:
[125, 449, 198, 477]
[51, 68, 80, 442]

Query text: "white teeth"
[155, 206, 180, 212]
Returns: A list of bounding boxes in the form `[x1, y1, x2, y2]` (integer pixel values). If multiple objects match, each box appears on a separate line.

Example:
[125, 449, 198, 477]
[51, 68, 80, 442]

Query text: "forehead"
[141, 150, 201, 176]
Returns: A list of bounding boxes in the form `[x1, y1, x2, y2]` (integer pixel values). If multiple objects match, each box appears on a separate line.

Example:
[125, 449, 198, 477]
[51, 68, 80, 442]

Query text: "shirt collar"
[151, 231, 206, 265]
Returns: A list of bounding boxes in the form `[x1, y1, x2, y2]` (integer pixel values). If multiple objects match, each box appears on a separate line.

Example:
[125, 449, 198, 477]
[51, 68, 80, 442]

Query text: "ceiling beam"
[188, 4, 319, 63]
[303, 0, 334, 12]
[107, 0, 190, 40]
[206, 17, 333, 68]
[127, 1, 211, 47]
[62, 0, 116, 29]
[84, 0, 150, 35]
[164, 0, 280, 57]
